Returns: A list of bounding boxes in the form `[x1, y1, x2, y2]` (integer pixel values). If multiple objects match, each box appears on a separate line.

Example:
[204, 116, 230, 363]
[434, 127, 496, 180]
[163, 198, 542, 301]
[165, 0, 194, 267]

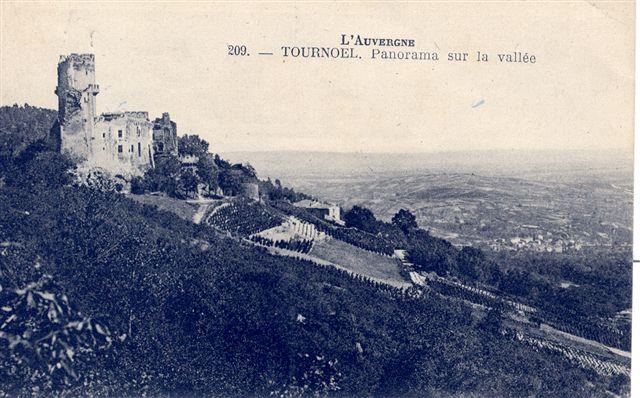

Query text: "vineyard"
[534, 311, 630, 352]
[310, 237, 407, 287]
[254, 216, 323, 241]
[411, 272, 631, 377]
[247, 216, 324, 254]
[206, 199, 283, 235]
[249, 235, 314, 254]
[511, 331, 629, 377]
[390, 246, 631, 376]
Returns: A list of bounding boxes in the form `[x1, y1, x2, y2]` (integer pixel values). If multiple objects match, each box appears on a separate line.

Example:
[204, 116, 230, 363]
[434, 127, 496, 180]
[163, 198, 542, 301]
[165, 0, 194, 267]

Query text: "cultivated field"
[310, 237, 407, 287]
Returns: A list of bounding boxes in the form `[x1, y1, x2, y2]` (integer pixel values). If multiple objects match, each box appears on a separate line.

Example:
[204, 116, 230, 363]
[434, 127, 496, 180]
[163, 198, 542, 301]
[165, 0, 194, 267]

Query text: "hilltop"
[0, 105, 630, 397]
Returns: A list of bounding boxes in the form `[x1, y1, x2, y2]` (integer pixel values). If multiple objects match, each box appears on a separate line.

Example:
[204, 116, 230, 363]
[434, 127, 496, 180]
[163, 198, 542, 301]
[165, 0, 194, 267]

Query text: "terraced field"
[310, 237, 407, 288]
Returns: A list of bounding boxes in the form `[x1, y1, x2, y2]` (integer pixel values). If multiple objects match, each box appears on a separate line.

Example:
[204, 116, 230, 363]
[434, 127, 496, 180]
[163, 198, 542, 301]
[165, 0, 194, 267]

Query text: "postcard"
[0, 1, 634, 396]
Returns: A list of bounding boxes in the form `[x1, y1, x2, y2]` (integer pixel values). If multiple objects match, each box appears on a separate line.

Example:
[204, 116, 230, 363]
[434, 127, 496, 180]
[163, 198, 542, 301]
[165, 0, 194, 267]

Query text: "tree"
[480, 307, 503, 336]
[498, 269, 533, 297]
[3, 144, 74, 189]
[178, 135, 209, 157]
[608, 373, 630, 396]
[457, 246, 485, 280]
[241, 163, 257, 180]
[196, 155, 217, 188]
[406, 228, 458, 276]
[141, 156, 181, 196]
[344, 205, 377, 232]
[176, 169, 199, 199]
[213, 154, 230, 168]
[392, 209, 418, 232]
[82, 168, 119, 192]
[0, 104, 57, 159]
[130, 176, 146, 194]
[217, 169, 244, 196]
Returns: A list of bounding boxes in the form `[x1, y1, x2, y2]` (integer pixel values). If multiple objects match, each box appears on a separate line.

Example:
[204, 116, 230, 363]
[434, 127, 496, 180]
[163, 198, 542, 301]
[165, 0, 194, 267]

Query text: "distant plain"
[224, 150, 633, 249]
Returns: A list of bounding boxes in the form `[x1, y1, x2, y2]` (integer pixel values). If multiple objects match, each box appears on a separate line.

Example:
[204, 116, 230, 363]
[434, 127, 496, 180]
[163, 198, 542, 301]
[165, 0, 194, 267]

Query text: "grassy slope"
[311, 237, 416, 288]
[127, 193, 200, 221]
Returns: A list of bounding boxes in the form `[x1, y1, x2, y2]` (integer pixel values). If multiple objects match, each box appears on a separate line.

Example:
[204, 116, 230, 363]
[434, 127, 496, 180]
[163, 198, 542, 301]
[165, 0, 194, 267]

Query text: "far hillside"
[223, 150, 633, 253]
[0, 104, 57, 157]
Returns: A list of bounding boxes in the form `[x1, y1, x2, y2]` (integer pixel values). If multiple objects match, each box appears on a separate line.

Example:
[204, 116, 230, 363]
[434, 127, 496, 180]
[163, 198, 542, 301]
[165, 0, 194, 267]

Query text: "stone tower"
[152, 112, 179, 158]
[54, 54, 100, 160]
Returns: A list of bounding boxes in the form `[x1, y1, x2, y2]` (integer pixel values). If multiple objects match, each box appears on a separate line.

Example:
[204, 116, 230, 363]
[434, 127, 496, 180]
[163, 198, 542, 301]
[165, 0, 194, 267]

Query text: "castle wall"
[93, 112, 154, 176]
[152, 113, 179, 157]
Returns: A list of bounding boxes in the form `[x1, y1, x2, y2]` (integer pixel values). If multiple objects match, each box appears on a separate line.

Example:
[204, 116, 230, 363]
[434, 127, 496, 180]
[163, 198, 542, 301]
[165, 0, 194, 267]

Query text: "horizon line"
[220, 148, 633, 155]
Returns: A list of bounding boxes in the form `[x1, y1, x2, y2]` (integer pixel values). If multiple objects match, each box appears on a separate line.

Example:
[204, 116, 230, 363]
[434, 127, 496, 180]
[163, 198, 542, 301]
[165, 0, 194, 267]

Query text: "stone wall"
[241, 182, 260, 201]
[93, 112, 154, 176]
[152, 112, 178, 158]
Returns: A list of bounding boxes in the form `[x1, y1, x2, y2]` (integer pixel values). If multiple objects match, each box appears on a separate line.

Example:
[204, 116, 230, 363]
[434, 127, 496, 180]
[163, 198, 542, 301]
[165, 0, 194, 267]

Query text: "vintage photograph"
[0, 2, 634, 397]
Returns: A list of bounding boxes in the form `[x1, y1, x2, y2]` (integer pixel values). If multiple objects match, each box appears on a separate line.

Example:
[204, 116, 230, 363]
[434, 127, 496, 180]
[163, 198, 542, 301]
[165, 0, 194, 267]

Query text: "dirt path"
[193, 204, 211, 224]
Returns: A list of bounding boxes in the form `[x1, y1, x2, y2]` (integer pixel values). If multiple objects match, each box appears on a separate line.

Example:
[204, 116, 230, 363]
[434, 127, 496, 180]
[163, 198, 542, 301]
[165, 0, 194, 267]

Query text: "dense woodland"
[0, 105, 630, 397]
[0, 104, 57, 160]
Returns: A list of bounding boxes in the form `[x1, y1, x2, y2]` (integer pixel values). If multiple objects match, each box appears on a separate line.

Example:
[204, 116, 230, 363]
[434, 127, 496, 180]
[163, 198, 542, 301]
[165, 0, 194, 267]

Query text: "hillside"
[0, 105, 629, 397]
[0, 104, 57, 158]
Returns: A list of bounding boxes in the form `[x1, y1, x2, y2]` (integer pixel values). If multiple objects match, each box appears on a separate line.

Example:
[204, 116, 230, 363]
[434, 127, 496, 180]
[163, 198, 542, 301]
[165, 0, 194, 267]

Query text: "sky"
[0, 1, 634, 153]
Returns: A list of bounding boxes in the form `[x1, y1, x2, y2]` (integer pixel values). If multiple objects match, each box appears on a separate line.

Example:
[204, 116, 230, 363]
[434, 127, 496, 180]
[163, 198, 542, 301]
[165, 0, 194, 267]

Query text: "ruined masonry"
[52, 53, 178, 176]
[152, 112, 179, 157]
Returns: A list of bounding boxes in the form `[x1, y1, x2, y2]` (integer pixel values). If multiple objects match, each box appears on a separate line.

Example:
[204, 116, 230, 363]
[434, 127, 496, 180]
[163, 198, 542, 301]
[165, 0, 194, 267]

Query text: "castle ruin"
[50, 53, 259, 201]
[53, 54, 178, 176]
[152, 112, 179, 157]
